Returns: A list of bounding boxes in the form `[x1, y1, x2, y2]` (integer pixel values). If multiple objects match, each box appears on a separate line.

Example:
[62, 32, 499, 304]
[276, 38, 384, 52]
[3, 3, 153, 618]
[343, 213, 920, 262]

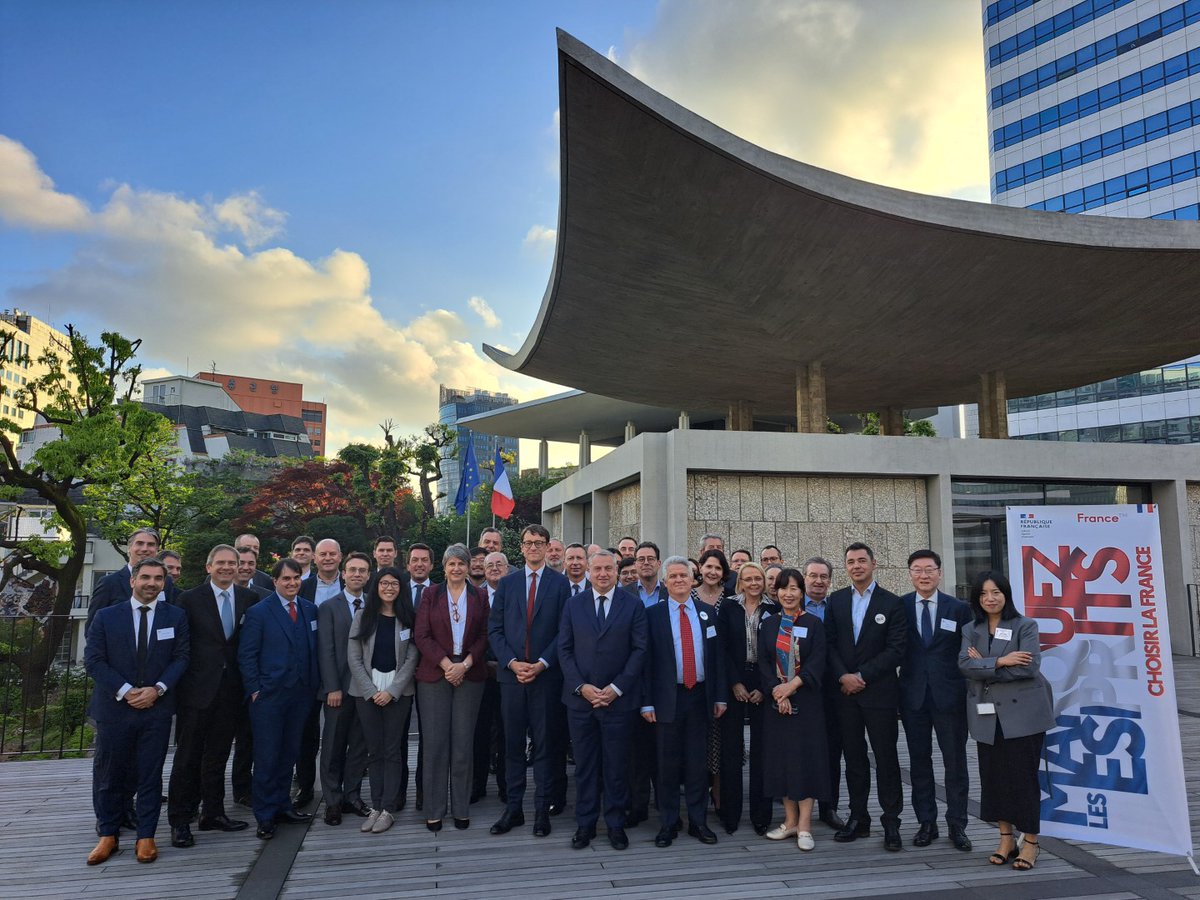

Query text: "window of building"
[249, 382, 257, 392]
[228, 379, 236, 390]
[302, 410, 323, 423]
[271, 384, 279, 394]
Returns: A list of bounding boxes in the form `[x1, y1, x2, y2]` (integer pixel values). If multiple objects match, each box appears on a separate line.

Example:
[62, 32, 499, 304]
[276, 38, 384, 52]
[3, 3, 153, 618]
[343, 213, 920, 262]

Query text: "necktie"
[525, 571, 538, 661]
[136, 604, 150, 685]
[288, 600, 297, 623]
[678, 604, 697, 689]
[597, 595, 606, 627]
[573, 583, 581, 596]
[920, 599, 933, 648]
[353, 597, 362, 614]
[413, 583, 423, 608]
[220, 589, 234, 640]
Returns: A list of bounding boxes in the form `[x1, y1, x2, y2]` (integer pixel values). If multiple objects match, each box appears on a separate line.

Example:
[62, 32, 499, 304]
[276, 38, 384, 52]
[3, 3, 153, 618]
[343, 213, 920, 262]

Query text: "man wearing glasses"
[898, 549, 972, 852]
[802, 556, 844, 831]
[488, 524, 570, 838]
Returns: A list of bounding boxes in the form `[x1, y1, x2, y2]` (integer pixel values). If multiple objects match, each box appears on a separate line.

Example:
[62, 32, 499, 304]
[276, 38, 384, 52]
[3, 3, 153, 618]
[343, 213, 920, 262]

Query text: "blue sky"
[0, 1, 986, 455]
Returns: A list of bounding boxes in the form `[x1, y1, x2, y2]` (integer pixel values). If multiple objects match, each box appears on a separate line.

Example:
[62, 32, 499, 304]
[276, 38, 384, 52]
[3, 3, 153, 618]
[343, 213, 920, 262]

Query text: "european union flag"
[454, 434, 481, 515]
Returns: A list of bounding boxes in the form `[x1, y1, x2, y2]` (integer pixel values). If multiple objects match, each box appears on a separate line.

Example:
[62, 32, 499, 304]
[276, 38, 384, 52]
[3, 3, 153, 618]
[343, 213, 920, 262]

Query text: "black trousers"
[319, 696, 367, 809]
[821, 686, 843, 814]
[655, 684, 709, 830]
[293, 699, 321, 796]
[399, 694, 424, 803]
[500, 676, 561, 814]
[901, 689, 969, 827]
[838, 697, 902, 827]
[718, 678, 772, 830]
[472, 677, 506, 798]
[231, 708, 253, 800]
[166, 686, 241, 825]
[629, 715, 657, 817]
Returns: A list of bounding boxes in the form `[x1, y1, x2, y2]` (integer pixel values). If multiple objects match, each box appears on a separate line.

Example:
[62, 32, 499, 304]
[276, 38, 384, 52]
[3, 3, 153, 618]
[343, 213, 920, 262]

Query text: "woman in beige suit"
[958, 570, 1055, 871]
[348, 566, 420, 834]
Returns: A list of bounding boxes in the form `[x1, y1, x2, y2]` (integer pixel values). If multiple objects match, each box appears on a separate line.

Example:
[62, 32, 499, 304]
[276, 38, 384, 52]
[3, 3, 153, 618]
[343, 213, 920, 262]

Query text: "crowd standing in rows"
[82, 524, 1054, 874]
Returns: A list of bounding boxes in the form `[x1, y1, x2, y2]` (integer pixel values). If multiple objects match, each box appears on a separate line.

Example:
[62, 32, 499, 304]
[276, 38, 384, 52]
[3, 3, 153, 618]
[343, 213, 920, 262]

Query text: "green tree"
[397, 423, 456, 522]
[858, 412, 937, 436]
[338, 422, 420, 538]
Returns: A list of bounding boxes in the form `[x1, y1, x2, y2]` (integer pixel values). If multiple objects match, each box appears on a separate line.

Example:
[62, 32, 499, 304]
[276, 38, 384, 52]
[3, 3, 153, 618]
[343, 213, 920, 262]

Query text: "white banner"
[1006, 504, 1193, 858]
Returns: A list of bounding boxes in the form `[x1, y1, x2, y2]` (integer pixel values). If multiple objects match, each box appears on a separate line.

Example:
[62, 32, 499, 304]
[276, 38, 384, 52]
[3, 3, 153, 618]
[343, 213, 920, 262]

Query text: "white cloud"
[0, 135, 90, 230]
[523, 224, 557, 249]
[213, 191, 287, 248]
[468, 295, 501, 329]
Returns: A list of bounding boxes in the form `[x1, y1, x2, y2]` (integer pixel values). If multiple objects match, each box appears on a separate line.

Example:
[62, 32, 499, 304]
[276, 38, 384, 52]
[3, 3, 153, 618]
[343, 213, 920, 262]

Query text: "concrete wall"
[1189, 483, 1200, 588]
[607, 482, 641, 547]
[687, 474, 928, 592]
[544, 508, 563, 541]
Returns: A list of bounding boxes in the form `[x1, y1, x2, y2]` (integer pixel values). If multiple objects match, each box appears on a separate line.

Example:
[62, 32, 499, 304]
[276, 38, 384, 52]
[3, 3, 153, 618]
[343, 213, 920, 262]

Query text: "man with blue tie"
[238, 558, 319, 840]
[899, 549, 973, 851]
[559, 550, 647, 851]
[85, 558, 189, 865]
[642, 556, 727, 847]
[488, 523, 570, 838]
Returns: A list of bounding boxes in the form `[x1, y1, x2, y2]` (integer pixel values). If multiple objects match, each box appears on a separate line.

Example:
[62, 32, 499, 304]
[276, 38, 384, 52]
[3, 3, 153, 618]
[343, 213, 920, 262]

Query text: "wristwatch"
[155, 685, 166, 698]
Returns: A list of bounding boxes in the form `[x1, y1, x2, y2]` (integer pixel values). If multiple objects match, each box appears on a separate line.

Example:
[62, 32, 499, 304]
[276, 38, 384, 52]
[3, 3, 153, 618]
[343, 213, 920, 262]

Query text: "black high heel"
[1012, 837, 1039, 870]
[988, 830, 1017, 865]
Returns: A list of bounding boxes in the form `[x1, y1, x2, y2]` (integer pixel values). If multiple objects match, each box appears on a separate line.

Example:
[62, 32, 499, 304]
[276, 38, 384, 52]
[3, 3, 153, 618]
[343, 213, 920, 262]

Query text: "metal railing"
[0, 614, 93, 760]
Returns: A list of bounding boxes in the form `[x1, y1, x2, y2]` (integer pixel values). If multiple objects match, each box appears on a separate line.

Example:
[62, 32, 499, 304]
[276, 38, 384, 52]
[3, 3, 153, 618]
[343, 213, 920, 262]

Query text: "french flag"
[491, 448, 515, 519]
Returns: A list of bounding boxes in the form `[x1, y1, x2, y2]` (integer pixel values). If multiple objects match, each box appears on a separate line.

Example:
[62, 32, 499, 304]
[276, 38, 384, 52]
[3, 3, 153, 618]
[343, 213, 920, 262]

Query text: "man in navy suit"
[899, 549, 972, 852]
[825, 542, 907, 851]
[238, 558, 319, 839]
[642, 556, 727, 847]
[559, 550, 647, 851]
[488, 523, 570, 838]
[85, 557, 189, 866]
[86, 527, 177, 629]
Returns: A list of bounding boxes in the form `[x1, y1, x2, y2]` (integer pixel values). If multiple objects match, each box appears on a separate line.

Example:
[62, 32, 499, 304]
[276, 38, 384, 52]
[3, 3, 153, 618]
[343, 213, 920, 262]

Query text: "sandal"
[1012, 837, 1040, 870]
[988, 830, 1017, 865]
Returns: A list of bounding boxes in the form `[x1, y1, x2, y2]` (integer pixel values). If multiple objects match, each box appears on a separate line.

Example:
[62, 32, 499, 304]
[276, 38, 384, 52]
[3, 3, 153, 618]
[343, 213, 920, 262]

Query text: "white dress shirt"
[447, 585, 468, 655]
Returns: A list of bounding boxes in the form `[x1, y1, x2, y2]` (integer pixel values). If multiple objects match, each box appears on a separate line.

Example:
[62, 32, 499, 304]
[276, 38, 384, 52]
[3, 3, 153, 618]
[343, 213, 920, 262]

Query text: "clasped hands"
[839, 672, 866, 695]
[509, 660, 546, 684]
[125, 686, 159, 709]
[579, 684, 619, 708]
[731, 683, 764, 705]
[442, 658, 471, 686]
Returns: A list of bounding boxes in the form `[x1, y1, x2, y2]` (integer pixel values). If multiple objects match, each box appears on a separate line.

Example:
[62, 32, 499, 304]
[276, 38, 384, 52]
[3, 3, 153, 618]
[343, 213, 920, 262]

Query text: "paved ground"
[4, 657, 1199, 900]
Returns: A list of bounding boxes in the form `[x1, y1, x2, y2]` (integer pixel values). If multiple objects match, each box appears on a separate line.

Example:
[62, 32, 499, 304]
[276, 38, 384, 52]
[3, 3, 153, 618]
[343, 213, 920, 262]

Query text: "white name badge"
[874, 613, 886, 625]
[310, 620, 318, 632]
[976, 702, 996, 715]
[939, 618, 957, 633]
[994, 627, 1013, 641]
[156, 627, 175, 640]
[792, 626, 808, 638]
[705, 625, 717, 639]
[398, 629, 412, 641]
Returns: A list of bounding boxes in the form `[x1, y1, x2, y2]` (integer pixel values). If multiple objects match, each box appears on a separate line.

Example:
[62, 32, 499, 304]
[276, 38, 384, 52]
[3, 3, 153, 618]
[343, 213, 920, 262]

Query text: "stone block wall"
[607, 482, 641, 548]
[1188, 483, 1200, 589]
[687, 473, 929, 593]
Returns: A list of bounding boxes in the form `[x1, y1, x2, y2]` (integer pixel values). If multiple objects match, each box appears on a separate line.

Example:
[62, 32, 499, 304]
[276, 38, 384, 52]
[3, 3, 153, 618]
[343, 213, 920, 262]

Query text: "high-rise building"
[984, 0, 1200, 444]
[0, 309, 78, 429]
[197, 370, 329, 454]
[436, 385, 520, 515]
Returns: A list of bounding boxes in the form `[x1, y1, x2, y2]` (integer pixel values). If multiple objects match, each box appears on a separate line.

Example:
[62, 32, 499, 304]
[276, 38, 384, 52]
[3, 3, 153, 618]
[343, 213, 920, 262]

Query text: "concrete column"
[879, 406, 906, 436]
[678, 411, 690, 430]
[591, 490, 611, 549]
[537, 438, 549, 476]
[726, 400, 754, 431]
[795, 362, 827, 433]
[561, 503, 584, 544]
[978, 371, 1009, 439]
[578, 430, 591, 468]
[1153, 479, 1195, 655]
[624, 420, 636, 442]
[926, 473, 957, 592]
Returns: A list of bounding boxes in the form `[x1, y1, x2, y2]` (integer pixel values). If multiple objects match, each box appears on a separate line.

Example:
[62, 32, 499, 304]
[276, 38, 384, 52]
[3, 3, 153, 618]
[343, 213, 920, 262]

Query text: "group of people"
[82, 523, 1055, 875]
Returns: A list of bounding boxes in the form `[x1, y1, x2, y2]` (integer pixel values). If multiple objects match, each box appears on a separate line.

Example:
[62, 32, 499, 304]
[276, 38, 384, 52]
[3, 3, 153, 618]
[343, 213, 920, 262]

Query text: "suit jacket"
[318, 590, 370, 698]
[299, 573, 343, 604]
[415, 582, 489, 683]
[898, 590, 971, 713]
[244, 583, 272, 601]
[636, 581, 669, 605]
[719, 596, 780, 692]
[174, 582, 257, 709]
[237, 592, 319, 699]
[558, 586, 648, 712]
[489, 565, 571, 684]
[824, 583, 906, 708]
[959, 615, 1055, 743]
[642, 596, 726, 722]
[85, 600, 190, 722]
[86, 566, 178, 629]
[251, 570, 274, 591]
[756, 610, 826, 693]
[347, 610, 419, 700]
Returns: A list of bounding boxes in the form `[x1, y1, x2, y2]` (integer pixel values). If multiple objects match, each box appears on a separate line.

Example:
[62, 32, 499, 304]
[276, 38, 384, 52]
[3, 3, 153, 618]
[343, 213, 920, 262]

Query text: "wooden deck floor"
[4, 656, 1200, 900]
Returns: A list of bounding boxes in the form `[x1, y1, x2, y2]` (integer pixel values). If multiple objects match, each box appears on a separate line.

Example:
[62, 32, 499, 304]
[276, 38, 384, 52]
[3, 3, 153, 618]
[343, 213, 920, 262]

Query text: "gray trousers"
[417, 678, 484, 821]
[318, 697, 367, 809]
[356, 695, 412, 813]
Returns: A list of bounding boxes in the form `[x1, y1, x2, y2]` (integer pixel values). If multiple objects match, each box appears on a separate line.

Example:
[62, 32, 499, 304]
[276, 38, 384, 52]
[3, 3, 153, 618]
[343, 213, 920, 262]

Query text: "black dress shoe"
[548, 802, 565, 816]
[293, 790, 314, 809]
[654, 826, 674, 848]
[490, 811, 525, 835]
[913, 822, 939, 847]
[454, 818, 470, 830]
[819, 808, 846, 830]
[753, 824, 769, 836]
[275, 809, 313, 825]
[949, 825, 973, 852]
[688, 822, 718, 844]
[426, 820, 443, 832]
[256, 822, 275, 840]
[342, 799, 370, 818]
[170, 825, 194, 848]
[834, 818, 871, 842]
[570, 828, 593, 849]
[199, 814, 249, 832]
[609, 827, 629, 850]
[884, 824, 902, 851]
[533, 812, 551, 837]
[324, 809, 342, 826]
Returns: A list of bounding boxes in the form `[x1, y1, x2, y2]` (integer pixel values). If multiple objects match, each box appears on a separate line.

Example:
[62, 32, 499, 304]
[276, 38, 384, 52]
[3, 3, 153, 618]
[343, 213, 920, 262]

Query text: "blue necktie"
[220, 589, 234, 640]
[920, 599, 933, 648]
[597, 595, 606, 627]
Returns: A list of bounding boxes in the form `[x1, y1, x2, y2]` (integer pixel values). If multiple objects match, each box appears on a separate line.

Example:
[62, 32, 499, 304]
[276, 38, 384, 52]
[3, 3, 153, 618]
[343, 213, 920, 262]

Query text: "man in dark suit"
[166, 544, 256, 848]
[317, 551, 372, 824]
[404, 542, 433, 809]
[559, 550, 647, 851]
[628, 540, 666, 826]
[802, 555, 845, 830]
[86, 527, 177, 629]
[230, 546, 271, 806]
[642, 556, 727, 847]
[85, 557, 189, 865]
[825, 542, 907, 851]
[235, 533, 275, 591]
[472, 551, 510, 804]
[488, 523, 570, 838]
[899, 549, 972, 851]
[238, 558, 319, 839]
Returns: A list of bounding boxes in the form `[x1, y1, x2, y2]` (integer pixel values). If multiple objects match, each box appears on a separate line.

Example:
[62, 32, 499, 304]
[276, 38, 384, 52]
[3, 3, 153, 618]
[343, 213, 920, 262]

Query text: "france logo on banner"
[1006, 505, 1194, 865]
[491, 448, 515, 520]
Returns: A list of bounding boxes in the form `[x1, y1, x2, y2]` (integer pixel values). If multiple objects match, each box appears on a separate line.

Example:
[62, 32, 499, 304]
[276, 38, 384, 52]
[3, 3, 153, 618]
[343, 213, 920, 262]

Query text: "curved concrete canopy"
[485, 31, 1200, 415]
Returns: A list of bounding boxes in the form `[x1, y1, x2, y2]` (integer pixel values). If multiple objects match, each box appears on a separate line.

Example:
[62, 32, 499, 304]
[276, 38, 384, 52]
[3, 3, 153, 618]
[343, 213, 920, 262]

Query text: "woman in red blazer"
[414, 543, 489, 832]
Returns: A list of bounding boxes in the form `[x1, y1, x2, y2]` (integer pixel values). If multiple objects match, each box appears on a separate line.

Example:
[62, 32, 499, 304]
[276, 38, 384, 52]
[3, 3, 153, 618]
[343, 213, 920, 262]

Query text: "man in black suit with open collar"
[166, 544, 257, 847]
[825, 542, 907, 852]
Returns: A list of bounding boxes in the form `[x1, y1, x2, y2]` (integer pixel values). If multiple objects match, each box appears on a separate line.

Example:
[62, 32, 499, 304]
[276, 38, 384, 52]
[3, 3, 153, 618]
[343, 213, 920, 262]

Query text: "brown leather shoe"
[87, 836, 119, 866]
[135, 837, 157, 863]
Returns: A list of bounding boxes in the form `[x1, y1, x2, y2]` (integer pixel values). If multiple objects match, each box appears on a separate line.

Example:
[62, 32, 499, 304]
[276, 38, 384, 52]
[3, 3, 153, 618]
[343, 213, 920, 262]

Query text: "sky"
[0, 1, 989, 462]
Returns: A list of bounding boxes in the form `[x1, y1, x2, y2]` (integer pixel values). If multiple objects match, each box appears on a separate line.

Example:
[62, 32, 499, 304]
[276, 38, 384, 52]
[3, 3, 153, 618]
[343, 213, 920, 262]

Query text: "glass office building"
[435, 385, 520, 515]
[984, 0, 1200, 442]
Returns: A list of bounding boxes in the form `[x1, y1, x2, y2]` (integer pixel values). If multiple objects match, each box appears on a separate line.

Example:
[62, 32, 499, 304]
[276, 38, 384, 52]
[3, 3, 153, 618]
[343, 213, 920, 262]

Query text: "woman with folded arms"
[758, 567, 829, 851]
[958, 570, 1055, 872]
[414, 543, 489, 832]
[347, 566, 419, 835]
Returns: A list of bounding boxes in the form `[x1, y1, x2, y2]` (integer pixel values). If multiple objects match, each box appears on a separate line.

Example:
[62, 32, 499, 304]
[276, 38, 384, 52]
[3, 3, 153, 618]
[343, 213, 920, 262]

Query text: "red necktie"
[288, 600, 297, 623]
[678, 603, 697, 689]
[525, 571, 537, 661]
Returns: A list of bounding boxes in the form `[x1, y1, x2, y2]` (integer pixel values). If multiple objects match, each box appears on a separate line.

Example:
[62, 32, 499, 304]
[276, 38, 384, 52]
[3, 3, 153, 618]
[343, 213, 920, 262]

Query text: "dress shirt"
[312, 575, 342, 607]
[669, 597, 705, 685]
[592, 590, 621, 696]
[850, 581, 876, 642]
[522, 565, 550, 668]
[115, 596, 168, 700]
[411, 580, 430, 608]
[915, 590, 938, 624]
[300, 567, 313, 580]
[486, 584, 497, 603]
[447, 585, 468, 655]
[344, 592, 365, 617]
[638, 580, 664, 607]
[211, 580, 236, 639]
[568, 578, 587, 596]
[803, 595, 827, 621]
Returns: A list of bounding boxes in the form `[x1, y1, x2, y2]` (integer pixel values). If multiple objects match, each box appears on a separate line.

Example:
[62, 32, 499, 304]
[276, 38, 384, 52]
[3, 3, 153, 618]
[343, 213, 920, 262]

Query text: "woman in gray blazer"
[348, 565, 419, 834]
[958, 570, 1054, 872]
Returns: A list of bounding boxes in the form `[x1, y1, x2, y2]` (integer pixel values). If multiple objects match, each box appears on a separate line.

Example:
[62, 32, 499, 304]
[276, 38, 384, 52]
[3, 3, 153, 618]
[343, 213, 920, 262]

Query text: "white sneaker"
[796, 831, 814, 851]
[765, 824, 799, 840]
[371, 810, 395, 834]
[361, 809, 380, 832]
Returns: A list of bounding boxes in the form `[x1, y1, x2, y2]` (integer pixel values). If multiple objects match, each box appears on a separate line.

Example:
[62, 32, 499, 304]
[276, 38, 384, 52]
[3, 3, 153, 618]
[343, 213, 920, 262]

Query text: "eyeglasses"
[908, 567, 940, 575]
[377, 580, 401, 589]
[806, 574, 830, 581]
[521, 540, 547, 548]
